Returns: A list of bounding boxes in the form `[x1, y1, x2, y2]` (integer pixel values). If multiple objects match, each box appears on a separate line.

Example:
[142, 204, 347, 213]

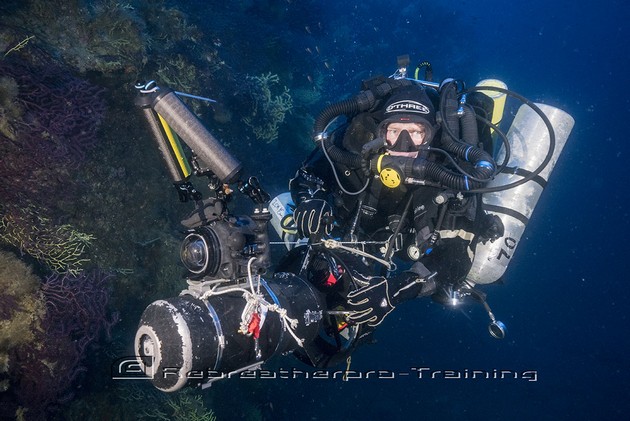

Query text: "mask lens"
[387, 127, 425, 140]
[384, 124, 427, 153]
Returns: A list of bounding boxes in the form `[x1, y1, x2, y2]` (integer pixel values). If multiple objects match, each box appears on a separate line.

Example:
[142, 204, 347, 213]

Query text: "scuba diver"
[130, 59, 574, 392]
[279, 76, 504, 349]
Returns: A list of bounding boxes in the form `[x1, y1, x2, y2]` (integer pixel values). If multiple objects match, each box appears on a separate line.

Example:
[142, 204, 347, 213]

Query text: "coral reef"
[0, 206, 94, 274]
[0, 48, 104, 273]
[163, 391, 217, 421]
[7, 270, 117, 419]
[0, 54, 104, 170]
[1, 0, 213, 88]
[0, 0, 324, 418]
[0, 250, 45, 355]
[2, 0, 148, 74]
[110, 384, 216, 421]
[156, 53, 200, 93]
[0, 251, 45, 416]
[0, 54, 106, 193]
[40, 271, 117, 343]
[0, 248, 116, 420]
[242, 72, 294, 143]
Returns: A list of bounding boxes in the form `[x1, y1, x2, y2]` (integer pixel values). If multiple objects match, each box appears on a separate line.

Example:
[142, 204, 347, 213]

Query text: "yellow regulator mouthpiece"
[380, 167, 402, 188]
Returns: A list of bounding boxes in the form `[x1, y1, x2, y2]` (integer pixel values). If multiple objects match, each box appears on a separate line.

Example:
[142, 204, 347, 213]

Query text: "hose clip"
[457, 93, 468, 116]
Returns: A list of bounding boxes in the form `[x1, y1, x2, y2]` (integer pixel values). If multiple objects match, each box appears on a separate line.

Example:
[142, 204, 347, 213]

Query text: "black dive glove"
[346, 273, 396, 328]
[346, 263, 436, 328]
[293, 199, 334, 239]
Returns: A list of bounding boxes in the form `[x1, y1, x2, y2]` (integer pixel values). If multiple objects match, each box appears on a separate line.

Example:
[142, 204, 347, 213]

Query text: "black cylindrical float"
[134, 296, 219, 392]
[134, 272, 324, 391]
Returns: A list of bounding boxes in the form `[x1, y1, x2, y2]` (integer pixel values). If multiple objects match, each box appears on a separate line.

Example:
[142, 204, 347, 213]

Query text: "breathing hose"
[461, 85, 557, 194]
[312, 78, 414, 137]
[312, 77, 555, 194]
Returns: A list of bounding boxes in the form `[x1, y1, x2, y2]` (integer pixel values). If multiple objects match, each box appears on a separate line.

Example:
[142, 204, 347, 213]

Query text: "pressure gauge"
[407, 244, 421, 260]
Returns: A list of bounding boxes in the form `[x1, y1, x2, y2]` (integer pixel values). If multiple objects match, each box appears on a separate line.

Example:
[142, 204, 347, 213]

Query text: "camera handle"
[239, 176, 270, 207]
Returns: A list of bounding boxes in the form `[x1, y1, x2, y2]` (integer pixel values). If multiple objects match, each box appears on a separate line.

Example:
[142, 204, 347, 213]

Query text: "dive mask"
[378, 119, 432, 154]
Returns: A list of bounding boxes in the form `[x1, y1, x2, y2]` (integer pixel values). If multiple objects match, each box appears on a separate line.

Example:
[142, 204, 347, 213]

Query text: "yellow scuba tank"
[476, 79, 508, 132]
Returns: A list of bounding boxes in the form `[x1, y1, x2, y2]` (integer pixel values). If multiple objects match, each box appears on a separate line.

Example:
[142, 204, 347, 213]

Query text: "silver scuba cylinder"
[466, 103, 575, 285]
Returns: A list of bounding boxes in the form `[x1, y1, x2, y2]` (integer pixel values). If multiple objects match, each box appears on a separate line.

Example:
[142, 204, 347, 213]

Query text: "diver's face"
[385, 122, 427, 157]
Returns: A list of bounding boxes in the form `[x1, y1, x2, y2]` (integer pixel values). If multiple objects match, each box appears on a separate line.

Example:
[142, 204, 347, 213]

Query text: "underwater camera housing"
[134, 195, 329, 392]
[135, 193, 327, 392]
[133, 81, 330, 392]
[179, 199, 272, 280]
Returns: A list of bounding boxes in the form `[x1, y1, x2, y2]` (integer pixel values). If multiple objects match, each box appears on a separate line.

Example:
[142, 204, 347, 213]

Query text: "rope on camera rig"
[198, 257, 305, 351]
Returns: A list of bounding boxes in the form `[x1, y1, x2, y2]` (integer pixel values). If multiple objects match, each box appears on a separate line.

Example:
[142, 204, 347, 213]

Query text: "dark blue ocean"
[0, 0, 627, 420]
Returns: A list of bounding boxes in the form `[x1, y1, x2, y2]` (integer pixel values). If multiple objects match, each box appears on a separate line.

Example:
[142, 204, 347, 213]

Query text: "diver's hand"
[346, 276, 395, 328]
[346, 264, 437, 328]
[293, 199, 334, 239]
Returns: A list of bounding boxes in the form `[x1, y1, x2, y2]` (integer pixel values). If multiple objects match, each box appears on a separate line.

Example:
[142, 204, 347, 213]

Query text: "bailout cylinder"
[466, 103, 575, 285]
